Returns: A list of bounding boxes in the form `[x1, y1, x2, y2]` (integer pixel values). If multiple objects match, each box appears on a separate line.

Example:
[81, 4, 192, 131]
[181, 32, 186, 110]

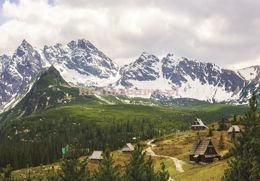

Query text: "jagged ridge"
[0, 39, 259, 109]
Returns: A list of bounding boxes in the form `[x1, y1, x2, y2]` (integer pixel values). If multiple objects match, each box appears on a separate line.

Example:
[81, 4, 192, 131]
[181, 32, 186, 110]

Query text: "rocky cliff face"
[0, 40, 259, 109]
[43, 39, 119, 87]
[0, 40, 45, 109]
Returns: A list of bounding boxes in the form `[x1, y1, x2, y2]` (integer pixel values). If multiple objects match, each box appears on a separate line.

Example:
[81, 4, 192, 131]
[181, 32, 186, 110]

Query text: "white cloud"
[0, 0, 260, 69]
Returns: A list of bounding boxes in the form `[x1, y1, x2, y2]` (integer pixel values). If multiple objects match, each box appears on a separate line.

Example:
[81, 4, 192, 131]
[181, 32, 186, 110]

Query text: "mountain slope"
[0, 40, 45, 110]
[116, 53, 248, 102]
[0, 39, 120, 109]
[0, 40, 259, 108]
[0, 66, 79, 120]
[159, 54, 245, 102]
[43, 39, 120, 87]
[238, 65, 260, 81]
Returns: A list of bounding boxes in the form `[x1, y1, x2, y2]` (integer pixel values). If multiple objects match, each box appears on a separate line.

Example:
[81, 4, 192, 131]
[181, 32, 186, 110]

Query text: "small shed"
[89, 151, 103, 161]
[191, 118, 208, 130]
[228, 125, 240, 134]
[122, 143, 134, 153]
[190, 139, 220, 163]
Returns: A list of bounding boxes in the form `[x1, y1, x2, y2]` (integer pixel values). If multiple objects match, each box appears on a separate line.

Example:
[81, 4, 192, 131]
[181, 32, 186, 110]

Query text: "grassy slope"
[1, 102, 246, 138]
[152, 124, 233, 181]
[12, 122, 235, 181]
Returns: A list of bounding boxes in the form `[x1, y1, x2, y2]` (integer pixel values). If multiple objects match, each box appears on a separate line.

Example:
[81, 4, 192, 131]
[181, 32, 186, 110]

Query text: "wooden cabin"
[189, 139, 220, 163]
[228, 125, 240, 134]
[122, 143, 134, 153]
[191, 118, 208, 130]
[89, 151, 103, 162]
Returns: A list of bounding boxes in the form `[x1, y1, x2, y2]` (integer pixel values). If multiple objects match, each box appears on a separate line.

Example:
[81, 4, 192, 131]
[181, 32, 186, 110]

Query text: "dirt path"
[145, 139, 185, 173]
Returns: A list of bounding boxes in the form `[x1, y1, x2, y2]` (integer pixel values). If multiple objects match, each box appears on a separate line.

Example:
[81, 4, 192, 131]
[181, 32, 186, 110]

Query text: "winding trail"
[145, 139, 185, 173]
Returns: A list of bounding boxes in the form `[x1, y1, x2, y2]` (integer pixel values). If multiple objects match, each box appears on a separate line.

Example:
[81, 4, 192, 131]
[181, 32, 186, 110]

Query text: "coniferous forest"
[0, 118, 160, 169]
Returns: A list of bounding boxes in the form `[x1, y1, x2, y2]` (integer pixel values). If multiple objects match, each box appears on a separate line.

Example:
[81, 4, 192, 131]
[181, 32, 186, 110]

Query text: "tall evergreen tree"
[124, 144, 147, 181]
[232, 115, 237, 125]
[223, 93, 260, 181]
[208, 127, 213, 137]
[94, 149, 121, 181]
[125, 144, 158, 181]
[230, 129, 236, 141]
[58, 142, 91, 181]
[219, 133, 225, 149]
[144, 157, 157, 181]
[157, 162, 170, 181]
[0, 164, 13, 181]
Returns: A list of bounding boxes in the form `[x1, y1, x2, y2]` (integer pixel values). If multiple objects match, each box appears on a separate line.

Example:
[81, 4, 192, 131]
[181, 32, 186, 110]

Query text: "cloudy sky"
[0, 0, 260, 69]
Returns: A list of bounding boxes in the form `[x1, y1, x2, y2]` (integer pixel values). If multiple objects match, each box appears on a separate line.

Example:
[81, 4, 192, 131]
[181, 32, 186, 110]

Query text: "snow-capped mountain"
[160, 54, 245, 102]
[238, 66, 260, 82]
[43, 39, 119, 87]
[0, 40, 45, 109]
[237, 66, 260, 101]
[0, 39, 259, 109]
[116, 53, 247, 102]
[117, 52, 165, 89]
[0, 39, 120, 110]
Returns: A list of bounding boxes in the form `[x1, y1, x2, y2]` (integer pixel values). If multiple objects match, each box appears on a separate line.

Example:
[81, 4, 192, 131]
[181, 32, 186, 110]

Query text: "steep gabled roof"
[89, 151, 103, 160]
[192, 118, 208, 128]
[228, 125, 240, 133]
[190, 139, 217, 155]
[122, 143, 134, 152]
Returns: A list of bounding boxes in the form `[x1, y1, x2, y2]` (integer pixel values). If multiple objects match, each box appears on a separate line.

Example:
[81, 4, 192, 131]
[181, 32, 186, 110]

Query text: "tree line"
[1, 143, 170, 181]
[0, 118, 162, 169]
[223, 93, 260, 180]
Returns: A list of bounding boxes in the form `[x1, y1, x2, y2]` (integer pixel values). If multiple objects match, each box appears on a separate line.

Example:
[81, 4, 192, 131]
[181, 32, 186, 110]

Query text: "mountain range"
[0, 39, 259, 111]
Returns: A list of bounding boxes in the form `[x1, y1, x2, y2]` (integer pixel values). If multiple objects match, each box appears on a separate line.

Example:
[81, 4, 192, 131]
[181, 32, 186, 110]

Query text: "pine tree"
[157, 162, 170, 181]
[223, 93, 260, 180]
[232, 115, 237, 124]
[0, 164, 13, 181]
[230, 129, 236, 141]
[58, 142, 91, 181]
[219, 133, 225, 149]
[94, 149, 121, 181]
[218, 117, 227, 131]
[125, 144, 146, 181]
[208, 127, 213, 137]
[124, 144, 158, 181]
[144, 157, 156, 181]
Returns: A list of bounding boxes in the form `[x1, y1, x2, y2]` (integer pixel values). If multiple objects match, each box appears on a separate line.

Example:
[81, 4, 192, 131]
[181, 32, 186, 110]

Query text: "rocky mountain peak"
[0, 39, 259, 109]
[67, 39, 96, 51]
[238, 65, 260, 82]
[137, 52, 159, 63]
[15, 40, 35, 57]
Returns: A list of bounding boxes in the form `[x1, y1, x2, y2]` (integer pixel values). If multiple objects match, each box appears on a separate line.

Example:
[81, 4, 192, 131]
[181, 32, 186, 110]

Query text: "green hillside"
[0, 67, 247, 170]
[10, 124, 233, 181]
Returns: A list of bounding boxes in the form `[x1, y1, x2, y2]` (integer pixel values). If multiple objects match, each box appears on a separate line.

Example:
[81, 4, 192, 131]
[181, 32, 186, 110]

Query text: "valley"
[0, 39, 258, 181]
[11, 122, 233, 181]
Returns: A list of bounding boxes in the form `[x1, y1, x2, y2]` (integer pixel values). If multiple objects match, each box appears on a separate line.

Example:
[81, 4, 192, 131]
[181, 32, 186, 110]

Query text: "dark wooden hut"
[122, 143, 134, 153]
[191, 118, 208, 130]
[189, 139, 220, 163]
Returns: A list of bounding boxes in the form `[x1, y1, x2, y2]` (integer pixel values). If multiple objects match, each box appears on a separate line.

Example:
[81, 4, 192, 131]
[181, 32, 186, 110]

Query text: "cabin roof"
[89, 151, 103, 160]
[190, 139, 217, 156]
[192, 118, 208, 128]
[122, 143, 134, 152]
[228, 125, 240, 133]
